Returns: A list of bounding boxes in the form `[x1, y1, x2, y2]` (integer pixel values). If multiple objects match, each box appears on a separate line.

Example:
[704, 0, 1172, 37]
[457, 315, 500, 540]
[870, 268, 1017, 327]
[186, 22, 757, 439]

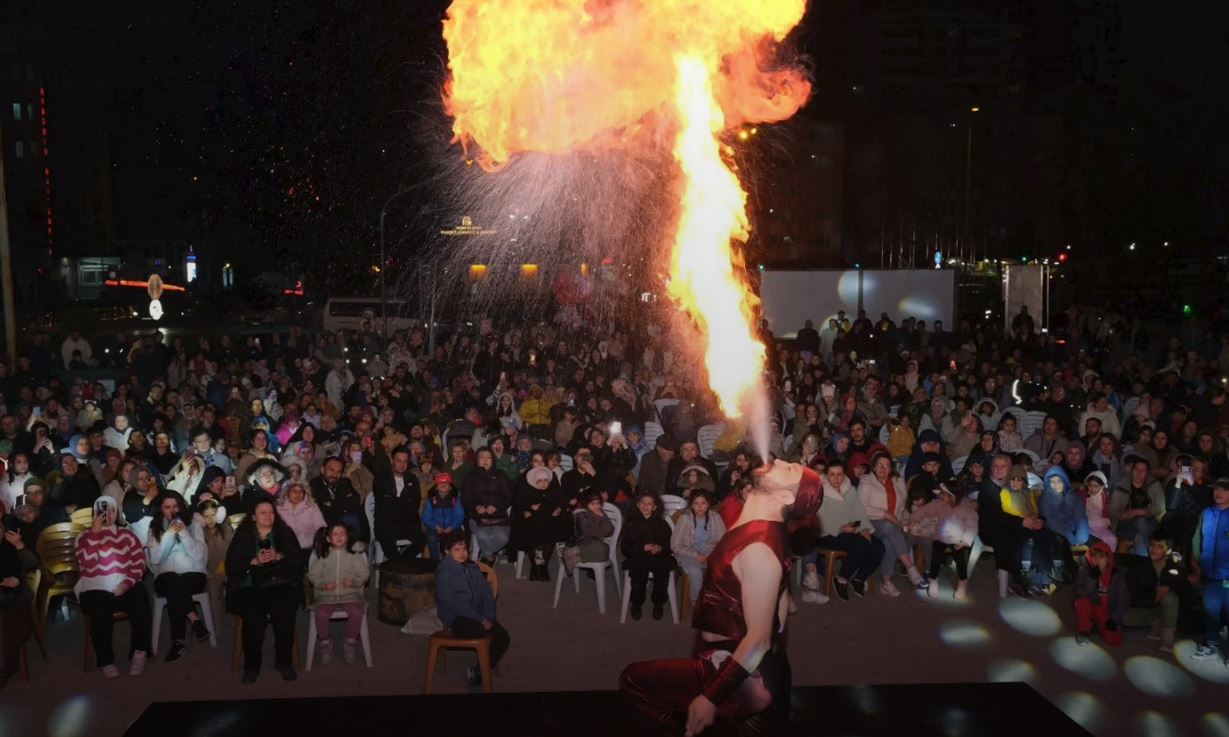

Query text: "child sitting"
[907, 480, 978, 600]
[422, 472, 465, 560]
[886, 414, 916, 464]
[1072, 540, 1127, 646]
[563, 490, 615, 574]
[308, 522, 370, 665]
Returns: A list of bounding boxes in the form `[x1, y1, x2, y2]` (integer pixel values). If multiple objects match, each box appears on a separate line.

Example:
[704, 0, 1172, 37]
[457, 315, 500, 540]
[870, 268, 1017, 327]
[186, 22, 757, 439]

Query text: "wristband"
[701, 655, 751, 705]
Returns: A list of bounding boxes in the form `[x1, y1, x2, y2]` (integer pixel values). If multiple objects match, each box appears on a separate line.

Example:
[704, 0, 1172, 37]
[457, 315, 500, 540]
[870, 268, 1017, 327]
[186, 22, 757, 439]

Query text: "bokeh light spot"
[1049, 638, 1117, 681]
[998, 598, 1062, 637]
[1125, 656, 1195, 698]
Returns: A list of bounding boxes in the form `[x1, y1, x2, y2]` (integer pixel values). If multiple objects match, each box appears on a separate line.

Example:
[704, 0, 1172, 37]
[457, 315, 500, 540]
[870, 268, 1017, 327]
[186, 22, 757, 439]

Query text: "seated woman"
[435, 532, 510, 690]
[511, 467, 570, 581]
[460, 448, 513, 566]
[670, 490, 726, 604]
[0, 501, 37, 688]
[197, 499, 233, 632]
[74, 496, 151, 678]
[621, 492, 675, 621]
[277, 481, 326, 566]
[422, 472, 465, 560]
[563, 490, 615, 574]
[857, 452, 926, 597]
[225, 498, 303, 683]
[146, 490, 211, 662]
[308, 522, 370, 666]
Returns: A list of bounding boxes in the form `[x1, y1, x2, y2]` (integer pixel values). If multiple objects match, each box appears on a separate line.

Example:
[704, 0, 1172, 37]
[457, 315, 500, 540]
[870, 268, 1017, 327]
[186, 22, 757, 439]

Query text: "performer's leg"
[619, 657, 708, 736]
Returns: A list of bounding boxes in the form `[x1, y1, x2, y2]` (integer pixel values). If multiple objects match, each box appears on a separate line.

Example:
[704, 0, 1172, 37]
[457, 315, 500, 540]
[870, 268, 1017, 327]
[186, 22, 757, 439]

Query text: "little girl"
[308, 523, 370, 666]
[908, 481, 979, 600]
[563, 491, 614, 574]
[422, 472, 465, 560]
[1081, 471, 1117, 550]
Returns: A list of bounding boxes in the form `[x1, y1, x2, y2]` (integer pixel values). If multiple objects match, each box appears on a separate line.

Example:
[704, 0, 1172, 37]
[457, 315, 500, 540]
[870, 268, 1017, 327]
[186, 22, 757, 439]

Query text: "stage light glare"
[1124, 656, 1194, 698]
[987, 658, 1037, 686]
[1138, 710, 1183, 737]
[1053, 691, 1105, 733]
[1173, 640, 1229, 684]
[939, 619, 991, 650]
[998, 598, 1062, 637]
[1202, 712, 1229, 737]
[48, 695, 96, 737]
[1049, 639, 1117, 681]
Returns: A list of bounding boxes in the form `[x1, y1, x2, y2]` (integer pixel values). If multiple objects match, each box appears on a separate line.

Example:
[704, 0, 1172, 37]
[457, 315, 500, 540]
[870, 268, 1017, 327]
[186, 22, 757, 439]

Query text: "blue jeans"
[803, 533, 885, 582]
[1116, 516, 1158, 556]
[1203, 580, 1229, 646]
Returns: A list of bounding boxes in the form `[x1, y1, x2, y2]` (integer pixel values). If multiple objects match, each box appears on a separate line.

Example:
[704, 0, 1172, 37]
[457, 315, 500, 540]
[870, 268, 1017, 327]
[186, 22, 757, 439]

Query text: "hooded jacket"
[308, 546, 370, 606]
[1073, 541, 1128, 621]
[435, 554, 497, 629]
[817, 477, 872, 536]
[1040, 466, 1090, 545]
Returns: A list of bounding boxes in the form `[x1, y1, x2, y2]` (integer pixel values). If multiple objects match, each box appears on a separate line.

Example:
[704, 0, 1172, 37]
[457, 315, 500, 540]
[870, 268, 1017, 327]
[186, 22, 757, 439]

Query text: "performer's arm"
[686, 543, 781, 737]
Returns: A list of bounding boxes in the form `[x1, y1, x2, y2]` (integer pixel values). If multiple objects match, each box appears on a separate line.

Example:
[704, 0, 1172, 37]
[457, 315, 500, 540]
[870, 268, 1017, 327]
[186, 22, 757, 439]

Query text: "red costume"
[620, 467, 822, 736]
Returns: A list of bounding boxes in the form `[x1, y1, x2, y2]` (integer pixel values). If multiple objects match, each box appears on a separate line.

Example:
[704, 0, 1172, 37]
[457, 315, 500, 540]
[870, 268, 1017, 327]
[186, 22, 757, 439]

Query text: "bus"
[321, 298, 417, 333]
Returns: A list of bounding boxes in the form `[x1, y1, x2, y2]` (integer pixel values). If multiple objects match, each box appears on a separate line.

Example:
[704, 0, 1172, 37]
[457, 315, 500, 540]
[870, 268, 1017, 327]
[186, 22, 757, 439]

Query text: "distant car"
[321, 297, 418, 333]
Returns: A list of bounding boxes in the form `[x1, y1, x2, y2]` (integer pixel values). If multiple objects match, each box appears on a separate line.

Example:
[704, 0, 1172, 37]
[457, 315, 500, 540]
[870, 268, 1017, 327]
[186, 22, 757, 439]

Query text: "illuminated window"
[14, 140, 23, 158]
[11, 102, 20, 120]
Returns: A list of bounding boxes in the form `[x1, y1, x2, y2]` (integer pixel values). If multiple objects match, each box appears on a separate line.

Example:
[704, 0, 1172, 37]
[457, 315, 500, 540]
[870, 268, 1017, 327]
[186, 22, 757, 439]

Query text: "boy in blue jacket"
[435, 532, 510, 688]
[1190, 478, 1229, 664]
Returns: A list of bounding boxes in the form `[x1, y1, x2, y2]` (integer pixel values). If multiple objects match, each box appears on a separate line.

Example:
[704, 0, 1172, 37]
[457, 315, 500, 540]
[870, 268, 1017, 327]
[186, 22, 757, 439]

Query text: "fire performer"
[620, 459, 822, 736]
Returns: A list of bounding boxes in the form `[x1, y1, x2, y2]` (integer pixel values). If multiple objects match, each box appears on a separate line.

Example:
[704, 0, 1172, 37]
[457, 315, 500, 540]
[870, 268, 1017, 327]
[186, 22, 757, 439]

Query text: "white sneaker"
[880, 580, 901, 598]
[101, 664, 120, 679]
[802, 570, 820, 591]
[1191, 644, 1219, 660]
[129, 651, 147, 676]
[907, 568, 925, 587]
[801, 589, 829, 604]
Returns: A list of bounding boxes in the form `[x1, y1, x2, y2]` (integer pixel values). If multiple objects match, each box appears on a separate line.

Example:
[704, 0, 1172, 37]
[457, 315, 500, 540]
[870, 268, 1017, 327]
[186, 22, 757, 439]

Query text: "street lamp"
[963, 106, 980, 263]
[378, 185, 421, 340]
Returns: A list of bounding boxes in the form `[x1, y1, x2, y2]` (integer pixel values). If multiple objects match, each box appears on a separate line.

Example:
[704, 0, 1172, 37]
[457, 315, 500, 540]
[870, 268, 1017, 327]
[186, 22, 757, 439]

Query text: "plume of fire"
[443, 0, 811, 432]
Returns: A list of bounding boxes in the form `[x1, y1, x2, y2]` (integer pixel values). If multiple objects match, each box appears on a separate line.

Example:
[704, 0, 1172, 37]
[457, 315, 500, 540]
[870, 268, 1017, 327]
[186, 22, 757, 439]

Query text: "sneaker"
[165, 641, 186, 663]
[834, 579, 850, 602]
[277, 665, 297, 681]
[801, 589, 829, 604]
[101, 664, 121, 679]
[191, 619, 211, 644]
[927, 580, 939, 598]
[916, 576, 932, 591]
[1007, 583, 1032, 598]
[880, 580, 901, 598]
[850, 579, 866, 598]
[652, 603, 664, 621]
[343, 638, 358, 665]
[630, 604, 643, 620]
[802, 570, 820, 591]
[466, 665, 483, 688]
[129, 651, 147, 676]
[318, 639, 333, 667]
[1075, 632, 1090, 647]
[1191, 644, 1219, 660]
[241, 669, 259, 684]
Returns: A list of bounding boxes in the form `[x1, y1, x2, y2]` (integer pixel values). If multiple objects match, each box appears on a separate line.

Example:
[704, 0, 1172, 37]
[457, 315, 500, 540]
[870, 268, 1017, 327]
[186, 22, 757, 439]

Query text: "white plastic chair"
[553, 503, 623, 613]
[660, 494, 688, 516]
[967, 535, 995, 573]
[696, 423, 725, 460]
[1021, 410, 1048, 440]
[305, 602, 373, 670]
[619, 515, 679, 624]
[151, 591, 217, 656]
[643, 421, 664, 450]
[951, 456, 967, 476]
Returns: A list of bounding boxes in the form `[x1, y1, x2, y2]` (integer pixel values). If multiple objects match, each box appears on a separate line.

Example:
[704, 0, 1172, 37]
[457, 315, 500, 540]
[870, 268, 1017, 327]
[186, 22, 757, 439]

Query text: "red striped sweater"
[74, 527, 146, 595]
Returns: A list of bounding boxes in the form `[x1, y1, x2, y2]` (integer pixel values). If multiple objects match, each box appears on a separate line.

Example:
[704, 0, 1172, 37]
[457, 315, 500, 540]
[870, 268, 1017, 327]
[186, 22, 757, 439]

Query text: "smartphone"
[610, 421, 623, 437]
[259, 538, 273, 551]
[31, 406, 42, 419]
[1178, 465, 1193, 485]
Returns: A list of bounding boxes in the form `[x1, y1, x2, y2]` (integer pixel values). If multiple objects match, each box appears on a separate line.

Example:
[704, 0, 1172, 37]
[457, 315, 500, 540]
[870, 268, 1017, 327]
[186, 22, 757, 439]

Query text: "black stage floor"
[123, 682, 1090, 737]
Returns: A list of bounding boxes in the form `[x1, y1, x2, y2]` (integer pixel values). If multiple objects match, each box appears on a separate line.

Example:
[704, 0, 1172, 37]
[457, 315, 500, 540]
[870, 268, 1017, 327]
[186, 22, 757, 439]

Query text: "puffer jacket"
[278, 498, 327, 549]
[1040, 466, 1089, 544]
[907, 498, 978, 546]
[308, 547, 370, 606]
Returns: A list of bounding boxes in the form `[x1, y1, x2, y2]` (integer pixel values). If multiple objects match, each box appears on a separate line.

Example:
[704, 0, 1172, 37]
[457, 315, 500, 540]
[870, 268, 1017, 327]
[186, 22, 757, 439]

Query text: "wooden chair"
[817, 549, 848, 596]
[424, 562, 498, 694]
[34, 523, 79, 645]
[230, 614, 300, 673]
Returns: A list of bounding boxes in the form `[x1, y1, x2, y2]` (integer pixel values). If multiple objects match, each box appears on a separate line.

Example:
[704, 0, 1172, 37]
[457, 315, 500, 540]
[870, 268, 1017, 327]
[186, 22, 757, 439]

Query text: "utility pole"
[0, 122, 17, 363]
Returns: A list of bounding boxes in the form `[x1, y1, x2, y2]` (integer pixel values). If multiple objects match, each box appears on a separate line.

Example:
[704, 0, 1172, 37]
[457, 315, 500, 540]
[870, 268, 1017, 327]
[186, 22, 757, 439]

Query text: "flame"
[442, 0, 811, 424]
[665, 56, 763, 417]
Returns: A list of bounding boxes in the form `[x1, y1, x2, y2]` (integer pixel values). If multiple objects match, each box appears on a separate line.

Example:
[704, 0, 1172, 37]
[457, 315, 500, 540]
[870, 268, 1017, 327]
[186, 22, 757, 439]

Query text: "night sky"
[7, 0, 1229, 293]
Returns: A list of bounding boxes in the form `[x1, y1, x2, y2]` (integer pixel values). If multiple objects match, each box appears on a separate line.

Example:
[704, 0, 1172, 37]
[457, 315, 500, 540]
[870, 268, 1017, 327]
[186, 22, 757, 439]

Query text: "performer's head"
[750, 459, 822, 520]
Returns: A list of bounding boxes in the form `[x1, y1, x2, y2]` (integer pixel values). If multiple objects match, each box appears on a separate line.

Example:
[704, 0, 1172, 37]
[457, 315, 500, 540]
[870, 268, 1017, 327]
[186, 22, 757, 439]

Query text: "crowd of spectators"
[0, 299, 1228, 690]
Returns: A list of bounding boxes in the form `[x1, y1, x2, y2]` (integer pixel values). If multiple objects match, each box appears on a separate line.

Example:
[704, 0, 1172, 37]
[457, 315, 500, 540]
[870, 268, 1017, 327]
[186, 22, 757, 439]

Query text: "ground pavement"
[1, 560, 1225, 737]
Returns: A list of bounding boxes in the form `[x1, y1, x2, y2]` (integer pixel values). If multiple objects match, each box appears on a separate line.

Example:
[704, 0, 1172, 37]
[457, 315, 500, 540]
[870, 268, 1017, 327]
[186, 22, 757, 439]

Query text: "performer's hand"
[685, 695, 717, 737]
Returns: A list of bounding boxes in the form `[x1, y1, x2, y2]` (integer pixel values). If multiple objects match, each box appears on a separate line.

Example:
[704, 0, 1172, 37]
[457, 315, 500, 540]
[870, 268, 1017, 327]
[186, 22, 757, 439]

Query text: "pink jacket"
[907, 499, 978, 547]
[277, 498, 327, 549]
